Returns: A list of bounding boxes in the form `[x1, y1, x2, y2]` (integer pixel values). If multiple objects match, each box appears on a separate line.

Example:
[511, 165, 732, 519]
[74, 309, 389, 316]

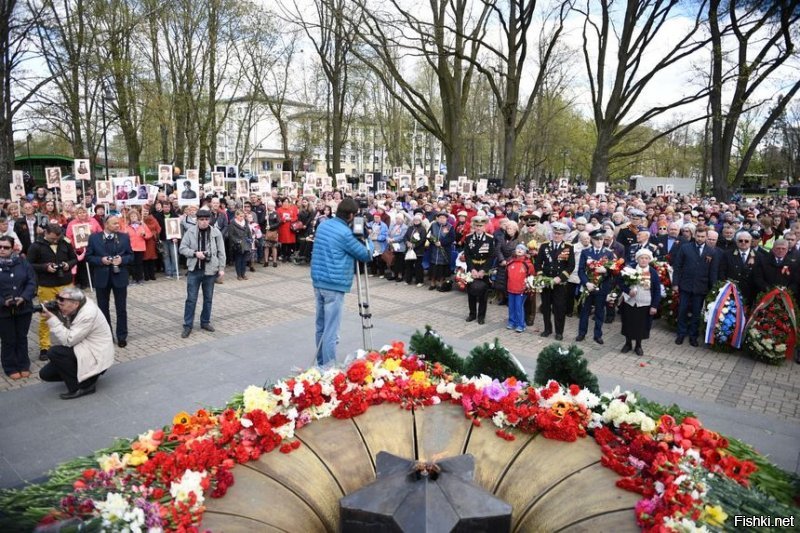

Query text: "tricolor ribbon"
[744, 287, 798, 360]
[704, 282, 746, 349]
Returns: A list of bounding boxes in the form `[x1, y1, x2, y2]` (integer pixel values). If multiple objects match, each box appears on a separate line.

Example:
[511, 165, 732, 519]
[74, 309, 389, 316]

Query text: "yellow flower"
[383, 358, 401, 372]
[97, 452, 125, 473]
[702, 505, 727, 527]
[173, 411, 191, 426]
[411, 370, 427, 383]
[124, 449, 149, 466]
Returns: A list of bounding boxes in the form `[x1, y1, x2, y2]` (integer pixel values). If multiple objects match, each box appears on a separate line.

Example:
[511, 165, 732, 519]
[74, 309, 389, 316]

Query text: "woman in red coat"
[276, 197, 299, 261]
[142, 204, 162, 281]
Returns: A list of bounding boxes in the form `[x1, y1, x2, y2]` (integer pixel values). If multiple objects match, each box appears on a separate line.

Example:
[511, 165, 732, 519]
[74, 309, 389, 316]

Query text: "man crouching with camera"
[38, 287, 115, 399]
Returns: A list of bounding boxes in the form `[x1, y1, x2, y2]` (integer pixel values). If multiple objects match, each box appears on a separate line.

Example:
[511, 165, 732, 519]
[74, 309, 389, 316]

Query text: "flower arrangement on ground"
[0, 341, 794, 533]
[702, 281, 746, 352]
[743, 287, 798, 364]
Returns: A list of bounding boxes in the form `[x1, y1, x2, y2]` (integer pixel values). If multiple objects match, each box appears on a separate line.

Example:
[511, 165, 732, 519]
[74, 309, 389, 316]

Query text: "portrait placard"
[258, 175, 271, 194]
[335, 172, 346, 188]
[60, 179, 77, 202]
[664, 184, 674, 194]
[225, 165, 238, 182]
[45, 167, 62, 188]
[95, 180, 112, 203]
[377, 181, 386, 193]
[416, 176, 427, 189]
[358, 182, 367, 193]
[448, 181, 458, 193]
[74, 159, 91, 181]
[476, 179, 487, 196]
[596, 182, 607, 195]
[399, 174, 411, 190]
[434, 174, 443, 189]
[457, 175, 468, 185]
[460, 181, 473, 194]
[365, 173, 374, 186]
[558, 178, 568, 190]
[210, 172, 225, 192]
[10, 170, 24, 200]
[236, 179, 249, 198]
[280, 171, 292, 187]
[186, 169, 199, 180]
[72, 223, 91, 249]
[165, 218, 182, 240]
[177, 179, 200, 206]
[158, 165, 173, 183]
[303, 183, 315, 196]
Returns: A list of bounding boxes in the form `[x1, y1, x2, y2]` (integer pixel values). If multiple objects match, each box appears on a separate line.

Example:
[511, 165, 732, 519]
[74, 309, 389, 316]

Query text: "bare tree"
[708, 0, 800, 198]
[576, 0, 713, 187]
[350, 0, 492, 179]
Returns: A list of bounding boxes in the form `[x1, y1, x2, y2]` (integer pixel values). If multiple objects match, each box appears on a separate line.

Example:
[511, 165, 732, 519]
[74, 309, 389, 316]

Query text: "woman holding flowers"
[619, 248, 662, 356]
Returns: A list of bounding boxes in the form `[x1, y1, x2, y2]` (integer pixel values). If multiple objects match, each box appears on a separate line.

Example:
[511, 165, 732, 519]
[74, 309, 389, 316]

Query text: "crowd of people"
[2, 179, 799, 391]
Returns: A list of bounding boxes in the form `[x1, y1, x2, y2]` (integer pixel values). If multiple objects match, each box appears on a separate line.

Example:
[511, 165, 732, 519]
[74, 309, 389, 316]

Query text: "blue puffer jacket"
[311, 217, 374, 293]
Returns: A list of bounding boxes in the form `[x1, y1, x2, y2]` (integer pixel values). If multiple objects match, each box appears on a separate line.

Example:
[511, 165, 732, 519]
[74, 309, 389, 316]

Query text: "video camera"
[352, 197, 370, 238]
[32, 300, 59, 313]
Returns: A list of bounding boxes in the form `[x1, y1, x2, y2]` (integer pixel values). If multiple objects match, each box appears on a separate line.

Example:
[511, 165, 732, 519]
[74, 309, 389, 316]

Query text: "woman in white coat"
[39, 287, 115, 399]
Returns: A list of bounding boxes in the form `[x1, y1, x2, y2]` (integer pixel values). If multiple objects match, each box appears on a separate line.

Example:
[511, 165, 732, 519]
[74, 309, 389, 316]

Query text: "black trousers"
[131, 251, 144, 282]
[0, 313, 32, 375]
[96, 284, 128, 341]
[468, 290, 489, 319]
[541, 284, 569, 334]
[39, 345, 99, 392]
[404, 258, 424, 284]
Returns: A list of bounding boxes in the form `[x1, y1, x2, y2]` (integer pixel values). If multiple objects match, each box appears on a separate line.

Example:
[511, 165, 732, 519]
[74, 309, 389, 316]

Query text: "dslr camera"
[32, 300, 60, 313]
[106, 256, 121, 274]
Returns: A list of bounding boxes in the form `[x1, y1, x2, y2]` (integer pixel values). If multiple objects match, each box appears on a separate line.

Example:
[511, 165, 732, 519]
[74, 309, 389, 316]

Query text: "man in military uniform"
[577, 228, 617, 344]
[463, 215, 495, 325]
[617, 209, 645, 252]
[625, 226, 659, 267]
[534, 222, 575, 340]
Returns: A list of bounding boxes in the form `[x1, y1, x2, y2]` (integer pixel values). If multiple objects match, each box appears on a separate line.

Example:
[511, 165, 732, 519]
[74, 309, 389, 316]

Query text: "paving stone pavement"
[0, 262, 798, 488]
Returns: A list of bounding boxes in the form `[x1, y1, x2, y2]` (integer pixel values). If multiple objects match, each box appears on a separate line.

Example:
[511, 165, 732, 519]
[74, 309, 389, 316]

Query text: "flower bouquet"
[454, 269, 473, 291]
[702, 281, 746, 352]
[577, 257, 625, 306]
[524, 274, 554, 294]
[743, 287, 798, 364]
[620, 266, 651, 290]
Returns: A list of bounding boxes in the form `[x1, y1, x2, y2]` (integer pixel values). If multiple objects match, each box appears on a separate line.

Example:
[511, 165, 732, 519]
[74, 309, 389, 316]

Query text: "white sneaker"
[416, 283, 424, 287]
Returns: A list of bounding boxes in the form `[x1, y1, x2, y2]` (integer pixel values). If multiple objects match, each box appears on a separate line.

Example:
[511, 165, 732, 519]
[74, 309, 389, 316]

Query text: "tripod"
[353, 259, 374, 352]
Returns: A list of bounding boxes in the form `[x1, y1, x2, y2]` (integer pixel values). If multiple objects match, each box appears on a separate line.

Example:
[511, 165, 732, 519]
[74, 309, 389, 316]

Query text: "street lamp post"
[26, 133, 32, 178]
[101, 85, 114, 181]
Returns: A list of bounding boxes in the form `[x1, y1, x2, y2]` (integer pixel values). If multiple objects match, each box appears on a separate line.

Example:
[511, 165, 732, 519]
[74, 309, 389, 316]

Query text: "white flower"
[95, 492, 131, 525]
[431, 396, 441, 405]
[492, 411, 508, 428]
[170, 470, 207, 508]
[274, 420, 296, 440]
[240, 418, 253, 428]
[242, 385, 278, 414]
[292, 381, 305, 397]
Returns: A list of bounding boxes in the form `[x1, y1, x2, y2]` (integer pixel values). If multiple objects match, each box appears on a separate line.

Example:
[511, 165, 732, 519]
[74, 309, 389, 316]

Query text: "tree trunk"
[589, 128, 613, 187]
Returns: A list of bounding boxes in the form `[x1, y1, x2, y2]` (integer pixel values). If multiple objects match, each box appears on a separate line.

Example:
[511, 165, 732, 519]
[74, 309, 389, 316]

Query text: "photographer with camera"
[26, 223, 77, 360]
[0, 236, 36, 379]
[310, 198, 374, 367]
[86, 216, 134, 347]
[38, 287, 115, 399]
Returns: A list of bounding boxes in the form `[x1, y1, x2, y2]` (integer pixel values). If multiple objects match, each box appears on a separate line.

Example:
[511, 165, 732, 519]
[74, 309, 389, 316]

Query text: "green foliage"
[464, 339, 528, 382]
[409, 326, 465, 374]
[533, 343, 599, 394]
[725, 437, 800, 507]
[635, 397, 696, 424]
[703, 465, 800, 530]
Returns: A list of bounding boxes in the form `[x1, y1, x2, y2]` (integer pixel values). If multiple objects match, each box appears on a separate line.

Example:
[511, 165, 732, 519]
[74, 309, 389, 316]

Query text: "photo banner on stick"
[177, 179, 200, 206]
[74, 159, 91, 181]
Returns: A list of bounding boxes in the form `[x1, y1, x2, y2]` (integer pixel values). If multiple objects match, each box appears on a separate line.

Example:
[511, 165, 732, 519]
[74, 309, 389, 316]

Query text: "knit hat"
[515, 243, 528, 253]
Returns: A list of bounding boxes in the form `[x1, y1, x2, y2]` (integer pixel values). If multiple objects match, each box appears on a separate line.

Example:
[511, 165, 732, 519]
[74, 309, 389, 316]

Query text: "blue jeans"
[162, 243, 177, 277]
[184, 269, 216, 327]
[508, 292, 526, 329]
[677, 291, 705, 339]
[234, 251, 247, 277]
[314, 288, 345, 367]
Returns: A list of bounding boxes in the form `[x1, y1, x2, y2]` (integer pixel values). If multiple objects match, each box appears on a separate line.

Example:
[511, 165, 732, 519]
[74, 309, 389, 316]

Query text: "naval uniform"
[463, 232, 495, 322]
[578, 246, 617, 341]
[534, 240, 575, 336]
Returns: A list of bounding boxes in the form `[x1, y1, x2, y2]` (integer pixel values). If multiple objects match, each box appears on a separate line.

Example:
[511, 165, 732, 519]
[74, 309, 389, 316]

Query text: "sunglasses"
[56, 296, 70, 302]
[658, 227, 667, 230]
[737, 239, 751, 243]
[0, 245, 12, 250]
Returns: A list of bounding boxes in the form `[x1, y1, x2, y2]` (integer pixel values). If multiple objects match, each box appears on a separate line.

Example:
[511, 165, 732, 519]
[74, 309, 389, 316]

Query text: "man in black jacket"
[673, 225, 720, 347]
[753, 238, 800, 302]
[26, 224, 77, 359]
[719, 230, 756, 307]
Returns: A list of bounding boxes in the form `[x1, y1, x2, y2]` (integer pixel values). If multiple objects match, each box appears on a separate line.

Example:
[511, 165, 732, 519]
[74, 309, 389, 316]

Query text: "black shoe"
[465, 315, 476, 322]
[575, 334, 585, 342]
[689, 338, 699, 347]
[604, 316, 614, 324]
[675, 336, 685, 345]
[554, 334, 563, 341]
[540, 330, 552, 338]
[429, 285, 437, 291]
[594, 337, 604, 345]
[621, 343, 632, 354]
[477, 317, 485, 325]
[181, 327, 192, 339]
[39, 349, 48, 361]
[117, 340, 127, 348]
[525, 318, 534, 327]
[60, 385, 96, 400]
[635, 346, 644, 356]
[201, 324, 215, 332]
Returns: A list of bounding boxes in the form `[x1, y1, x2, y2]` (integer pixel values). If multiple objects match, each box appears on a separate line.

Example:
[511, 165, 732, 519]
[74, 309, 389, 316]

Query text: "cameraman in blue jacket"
[310, 198, 373, 367]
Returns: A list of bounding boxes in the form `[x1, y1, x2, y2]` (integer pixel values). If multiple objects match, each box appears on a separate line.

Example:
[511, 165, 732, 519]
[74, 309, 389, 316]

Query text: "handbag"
[291, 221, 305, 233]
[381, 248, 395, 267]
[405, 249, 417, 261]
[266, 230, 279, 242]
